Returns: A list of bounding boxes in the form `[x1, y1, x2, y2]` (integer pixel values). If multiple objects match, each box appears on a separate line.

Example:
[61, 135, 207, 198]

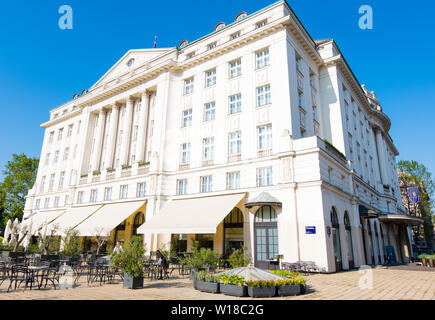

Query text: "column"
[120, 97, 133, 166]
[135, 91, 149, 163]
[104, 104, 119, 169]
[375, 129, 388, 185]
[90, 109, 105, 171]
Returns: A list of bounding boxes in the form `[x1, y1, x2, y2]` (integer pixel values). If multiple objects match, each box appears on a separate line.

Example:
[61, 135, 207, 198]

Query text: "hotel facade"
[23, 1, 422, 272]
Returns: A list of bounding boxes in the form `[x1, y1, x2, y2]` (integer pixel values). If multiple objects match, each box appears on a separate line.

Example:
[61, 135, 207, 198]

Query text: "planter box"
[123, 273, 143, 289]
[220, 284, 248, 297]
[248, 286, 276, 298]
[195, 280, 220, 294]
[277, 284, 301, 297]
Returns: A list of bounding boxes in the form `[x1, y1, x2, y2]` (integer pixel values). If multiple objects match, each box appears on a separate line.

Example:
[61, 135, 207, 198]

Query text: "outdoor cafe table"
[25, 265, 49, 290]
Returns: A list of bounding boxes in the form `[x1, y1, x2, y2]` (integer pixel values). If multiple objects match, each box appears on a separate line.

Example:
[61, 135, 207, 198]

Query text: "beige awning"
[25, 210, 66, 235]
[378, 213, 424, 226]
[49, 204, 103, 236]
[137, 193, 246, 234]
[74, 200, 146, 236]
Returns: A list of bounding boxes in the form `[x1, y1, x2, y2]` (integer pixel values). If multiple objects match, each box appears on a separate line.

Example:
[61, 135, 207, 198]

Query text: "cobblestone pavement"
[0, 267, 434, 300]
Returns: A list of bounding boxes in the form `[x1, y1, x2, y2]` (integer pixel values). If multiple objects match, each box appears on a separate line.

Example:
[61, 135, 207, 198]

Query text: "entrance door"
[254, 206, 278, 269]
[331, 207, 342, 272]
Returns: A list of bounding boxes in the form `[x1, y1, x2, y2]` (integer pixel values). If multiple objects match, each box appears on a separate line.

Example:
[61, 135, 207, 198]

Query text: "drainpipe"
[290, 137, 301, 262]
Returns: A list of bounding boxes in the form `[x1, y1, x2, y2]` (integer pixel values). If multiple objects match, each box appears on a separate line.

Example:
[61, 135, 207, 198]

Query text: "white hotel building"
[23, 1, 422, 272]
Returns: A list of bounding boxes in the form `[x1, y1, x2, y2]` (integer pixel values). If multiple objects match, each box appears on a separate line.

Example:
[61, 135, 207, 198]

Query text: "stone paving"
[0, 266, 434, 300]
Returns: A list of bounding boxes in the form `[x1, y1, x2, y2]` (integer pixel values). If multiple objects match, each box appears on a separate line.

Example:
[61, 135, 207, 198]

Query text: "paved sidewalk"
[0, 267, 433, 300]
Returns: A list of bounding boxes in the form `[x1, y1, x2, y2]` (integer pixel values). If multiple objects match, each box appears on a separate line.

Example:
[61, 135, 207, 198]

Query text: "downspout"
[290, 137, 301, 262]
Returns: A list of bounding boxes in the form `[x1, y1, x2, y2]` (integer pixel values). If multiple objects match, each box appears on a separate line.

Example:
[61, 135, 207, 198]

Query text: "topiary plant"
[111, 236, 146, 277]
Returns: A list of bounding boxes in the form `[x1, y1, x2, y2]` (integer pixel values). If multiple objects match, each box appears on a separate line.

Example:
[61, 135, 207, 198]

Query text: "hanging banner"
[407, 186, 421, 204]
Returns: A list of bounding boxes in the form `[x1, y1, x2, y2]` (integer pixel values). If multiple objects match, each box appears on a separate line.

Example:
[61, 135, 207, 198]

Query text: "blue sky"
[0, 0, 434, 179]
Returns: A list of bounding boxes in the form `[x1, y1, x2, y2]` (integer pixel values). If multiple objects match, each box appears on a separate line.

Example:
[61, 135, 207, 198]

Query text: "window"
[204, 102, 216, 121]
[228, 131, 242, 154]
[67, 124, 73, 137]
[45, 153, 50, 165]
[256, 49, 270, 69]
[202, 137, 214, 160]
[180, 143, 191, 164]
[132, 125, 138, 141]
[182, 109, 192, 127]
[54, 150, 59, 163]
[229, 93, 242, 114]
[104, 187, 112, 201]
[90, 189, 98, 203]
[77, 191, 84, 204]
[230, 32, 240, 40]
[184, 78, 194, 95]
[229, 60, 242, 78]
[54, 196, 60, 208]
[35, 199, 40, 210]
[58, 171, 65, 188]
[200, 176, 213, 193]
[256, 19, 267, 29]
[177, 179, 188, 195]
[257, 124, 272, 150]
[58, 128, 63, 141]
[207, 42, 217, 50]
[257, 167, 272, 187]
[40, 176, 46, 191]
[205, 69, 216, 87]
[77, 121, 81, 134]
[49, 131, 54, 143]
[44, 198, 50, 209]
[328, 167, 333, 184]
[137, 182, 146, 197]
[49, 174, 55, 189]
[299, 107, 306, 137]
[186, 52, 195, 60]
[227, 172, 240, 190]
[63, 147, 70, 161]
[120, 185, 128, 199]
[64, 195, 69, 206]
[256, 84, 271, 107]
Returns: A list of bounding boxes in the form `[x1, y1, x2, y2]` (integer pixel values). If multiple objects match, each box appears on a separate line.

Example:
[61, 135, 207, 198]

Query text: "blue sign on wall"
[305, 226, 316, 234]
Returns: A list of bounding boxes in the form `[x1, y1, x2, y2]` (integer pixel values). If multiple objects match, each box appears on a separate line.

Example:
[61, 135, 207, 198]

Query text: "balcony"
[179, 163, 190, 171]
[257, 148, 272, 158]
[228, 154, 241, 163]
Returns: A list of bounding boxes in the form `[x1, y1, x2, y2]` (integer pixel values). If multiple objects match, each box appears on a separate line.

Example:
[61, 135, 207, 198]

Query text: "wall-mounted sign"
[305, 226, 316, 234]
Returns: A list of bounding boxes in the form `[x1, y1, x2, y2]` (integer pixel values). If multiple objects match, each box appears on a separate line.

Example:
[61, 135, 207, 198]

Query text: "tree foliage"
[1, 154, 39, 225]
[398, 160, 434, 245]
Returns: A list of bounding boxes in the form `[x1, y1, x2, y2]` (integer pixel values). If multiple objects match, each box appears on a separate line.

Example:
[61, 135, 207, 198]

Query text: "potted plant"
[246, 280, 277, 298]
[112, 236, 145, 289]
[217, 274, 247, 297]
[428, 254, 435, 268]
[182, 243, 220, 279]
[194, 270, 220, 293]
[228, 246, 252, 268]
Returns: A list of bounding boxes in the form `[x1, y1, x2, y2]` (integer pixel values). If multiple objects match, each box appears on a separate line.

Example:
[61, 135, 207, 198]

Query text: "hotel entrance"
[254, 205, 278, 269]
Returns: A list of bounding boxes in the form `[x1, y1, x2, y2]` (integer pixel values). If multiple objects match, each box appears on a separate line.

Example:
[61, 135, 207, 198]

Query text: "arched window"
[254, 206, 278, 269]
[330, 207, 342, 271]
[132, 212, 145, 236]
[223, 208, 244, 257]
[214, 22, 226, 32]
[344, 211, 354, 268]
[235, 11, 248, 22]
[127, 58, 135, 67]
[254, 205, 277, 223]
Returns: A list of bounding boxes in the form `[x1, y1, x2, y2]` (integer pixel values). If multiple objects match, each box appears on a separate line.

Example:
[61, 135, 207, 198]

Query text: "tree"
[94, 227, 110, 255]
[398, 160, 435, 247]
[0, 189, 6, 234]
[1, 154, 39, 225]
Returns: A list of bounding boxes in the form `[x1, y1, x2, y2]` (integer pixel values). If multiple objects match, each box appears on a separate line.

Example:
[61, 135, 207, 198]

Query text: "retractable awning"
[24, 210, 66, 235]
[136, 193, 246, 234]
[74, 200, 146, 236]
[49, 204, 103, 236]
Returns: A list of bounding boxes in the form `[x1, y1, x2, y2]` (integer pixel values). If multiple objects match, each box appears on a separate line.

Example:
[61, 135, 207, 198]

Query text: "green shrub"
[63, 229, 82, 256]
[246, 280, 276, 288]
[111, 236, 146, 277]
[196, 270, 219, 283]
[269, 270, 302, 278]
[228, 246, 251, 268]
[27, 242, 41, 254]
[181, 242, 220, 270]
[217, 274, 246, 286]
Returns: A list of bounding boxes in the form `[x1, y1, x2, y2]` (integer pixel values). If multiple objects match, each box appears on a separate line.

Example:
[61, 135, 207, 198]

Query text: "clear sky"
[0, 0, 434, 180]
